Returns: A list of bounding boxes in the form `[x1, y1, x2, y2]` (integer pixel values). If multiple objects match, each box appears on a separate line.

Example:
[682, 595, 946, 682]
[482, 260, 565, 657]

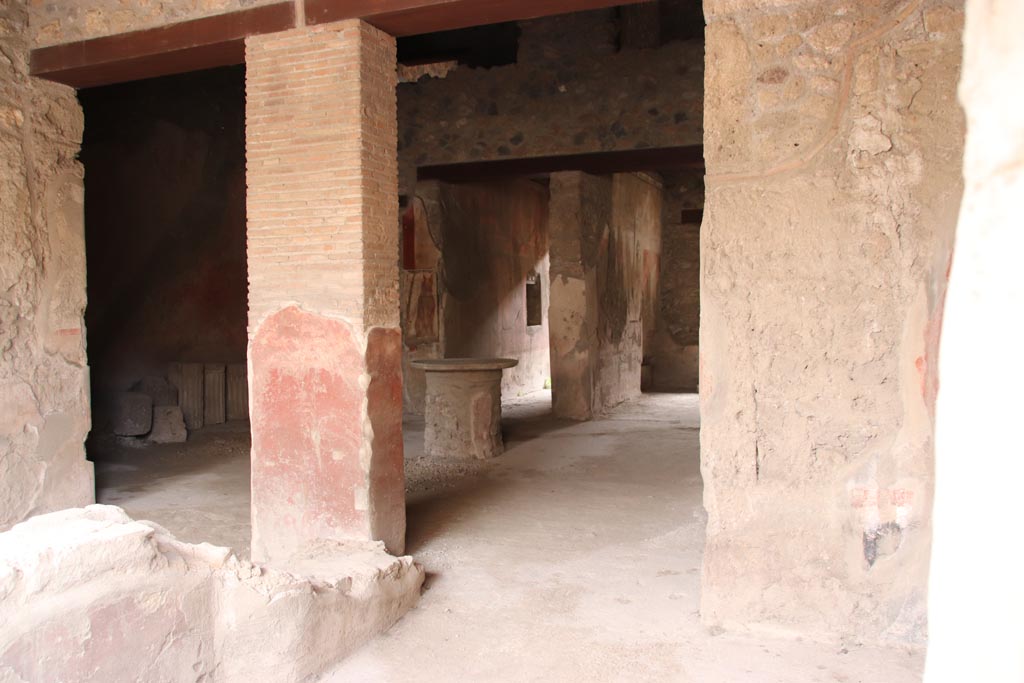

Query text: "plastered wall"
[549, 171, 663, 419]
[700, 0, 964, 643]
[0, 0, 93, 531]
[402, 179, 551, 412]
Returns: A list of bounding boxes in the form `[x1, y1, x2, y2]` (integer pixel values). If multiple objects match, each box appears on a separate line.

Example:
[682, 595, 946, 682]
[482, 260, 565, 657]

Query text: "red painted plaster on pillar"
[366, 327, 406, 554]
[250, 306, 405, 561]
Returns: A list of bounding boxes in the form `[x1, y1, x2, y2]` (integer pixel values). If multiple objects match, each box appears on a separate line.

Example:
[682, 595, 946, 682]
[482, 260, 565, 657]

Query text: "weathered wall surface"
[0, 505, 423, 682]
[700, 0, 964, 643]
[549, 171, 663, 419]
[0, 0, 93, 531]
[439, 180, 551, 397]
[80, 66, 247, 410]
[29, 0, 283, 48]
[600, 172, 662, 407]
[650, 169, 702, 391]
[548, 172, 606, 420]
[926, 1, 1024, 679]
[398, 38, 703, 194]
[401, 179, 551, 411]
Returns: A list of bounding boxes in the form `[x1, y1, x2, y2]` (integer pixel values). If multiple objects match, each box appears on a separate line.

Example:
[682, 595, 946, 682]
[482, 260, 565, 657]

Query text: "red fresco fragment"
[250, 306, 369, 556]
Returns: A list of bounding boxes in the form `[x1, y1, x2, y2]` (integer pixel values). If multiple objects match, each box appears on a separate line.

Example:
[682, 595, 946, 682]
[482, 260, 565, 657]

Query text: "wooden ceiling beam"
[30, 2, 295, 88]
[307, 0, 651, 36]
[31, 0, 654, 88]
[417, 145, 705, 182]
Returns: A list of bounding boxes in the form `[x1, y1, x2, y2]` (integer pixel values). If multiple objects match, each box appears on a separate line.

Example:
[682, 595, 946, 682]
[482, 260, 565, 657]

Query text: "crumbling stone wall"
[29, 0, 282, 47]
[0, 0, 93, 531]
[700, 0, 964, 643]
[0, 505, 423, 681]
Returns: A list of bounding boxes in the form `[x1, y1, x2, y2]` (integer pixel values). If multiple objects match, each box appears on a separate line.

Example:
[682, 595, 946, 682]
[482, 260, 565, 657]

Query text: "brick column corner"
[245, 20, 404, 562]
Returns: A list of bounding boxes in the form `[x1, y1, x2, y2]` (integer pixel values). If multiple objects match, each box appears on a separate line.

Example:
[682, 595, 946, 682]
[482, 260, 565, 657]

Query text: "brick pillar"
[245, 21, 404, 562]
[547, 172, 608, 420]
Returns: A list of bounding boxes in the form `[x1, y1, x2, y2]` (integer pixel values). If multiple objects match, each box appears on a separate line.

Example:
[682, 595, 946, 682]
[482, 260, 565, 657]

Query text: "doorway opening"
[79, 65, 252, 555]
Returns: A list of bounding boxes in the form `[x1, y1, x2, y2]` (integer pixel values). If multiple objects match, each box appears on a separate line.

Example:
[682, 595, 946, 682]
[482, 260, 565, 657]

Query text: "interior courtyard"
[0, 0, 1020, 681]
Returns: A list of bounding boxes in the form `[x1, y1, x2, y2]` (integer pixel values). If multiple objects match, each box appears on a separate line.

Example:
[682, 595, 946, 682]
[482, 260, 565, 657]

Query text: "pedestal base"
[411, 358, 518, 460]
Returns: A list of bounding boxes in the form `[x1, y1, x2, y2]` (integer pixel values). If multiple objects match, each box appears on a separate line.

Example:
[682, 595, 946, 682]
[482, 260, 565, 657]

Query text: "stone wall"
[0, 0, 93, 531]
[398, 37, 703, 195]
[700, 0, 964, 644]
[29, 0, 282, 47]
[79, 66, 248, 415]
[402, 179, 551, 412]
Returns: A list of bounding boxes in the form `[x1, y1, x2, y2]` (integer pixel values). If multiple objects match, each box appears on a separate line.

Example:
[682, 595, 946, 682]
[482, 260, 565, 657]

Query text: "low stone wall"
[0, 505, 424, 682]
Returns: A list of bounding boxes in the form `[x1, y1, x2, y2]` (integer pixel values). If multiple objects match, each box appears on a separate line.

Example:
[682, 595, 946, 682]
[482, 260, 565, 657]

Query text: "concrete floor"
[93, 392, 924, 682]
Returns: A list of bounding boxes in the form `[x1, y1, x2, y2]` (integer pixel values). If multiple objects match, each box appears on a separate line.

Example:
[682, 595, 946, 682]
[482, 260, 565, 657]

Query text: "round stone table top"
[410, 358, 518, 372]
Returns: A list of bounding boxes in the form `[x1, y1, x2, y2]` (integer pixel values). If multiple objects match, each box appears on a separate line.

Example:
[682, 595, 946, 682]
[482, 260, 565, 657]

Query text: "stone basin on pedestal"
[410, 358, 519, 459]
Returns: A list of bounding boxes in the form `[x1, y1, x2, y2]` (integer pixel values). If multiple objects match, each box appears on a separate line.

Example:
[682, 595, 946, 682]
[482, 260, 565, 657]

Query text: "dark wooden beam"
[31, 0, 655, 88]
[306, 0, 652, 36]
[30, 2, 295, 88]
[417, 145, 705, 182]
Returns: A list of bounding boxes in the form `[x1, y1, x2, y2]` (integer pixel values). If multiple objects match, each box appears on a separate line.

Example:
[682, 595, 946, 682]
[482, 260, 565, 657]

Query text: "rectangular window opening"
[526, 272, 542, 327]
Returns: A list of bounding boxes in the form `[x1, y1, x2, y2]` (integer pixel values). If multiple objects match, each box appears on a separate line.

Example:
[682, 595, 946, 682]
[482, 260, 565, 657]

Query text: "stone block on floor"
[131, 375, 178, 407]
[148, 406, 187, 444]
[112, 392, 152, 436]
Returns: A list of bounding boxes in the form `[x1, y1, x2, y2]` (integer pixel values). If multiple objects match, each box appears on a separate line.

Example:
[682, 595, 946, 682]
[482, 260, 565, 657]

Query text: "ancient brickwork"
[0, 0, 93, 530]
[29, 0, 283, 47]
[246, 21, 399, 332]
[245, 20, 404, 561]
[700, 0, 964, 644]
